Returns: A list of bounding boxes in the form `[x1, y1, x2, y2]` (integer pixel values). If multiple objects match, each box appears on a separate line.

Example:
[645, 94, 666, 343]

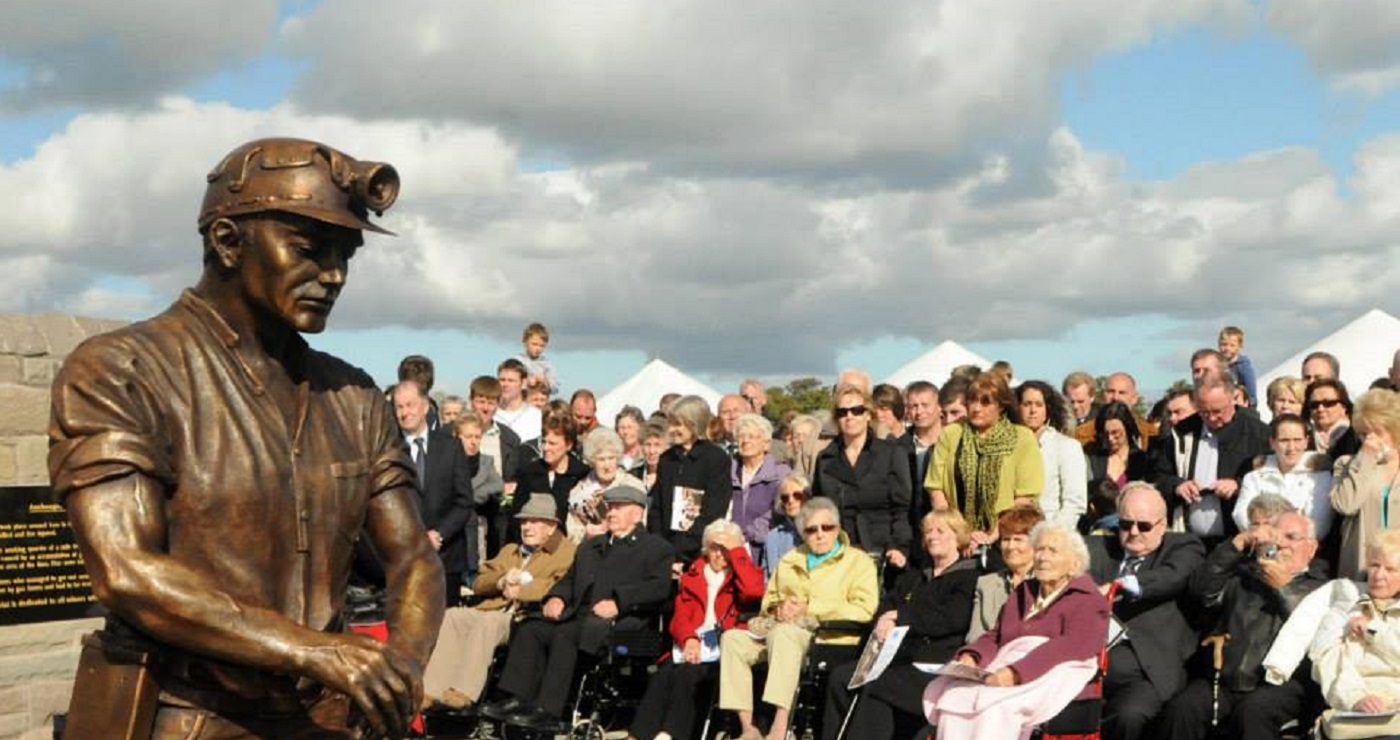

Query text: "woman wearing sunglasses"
[719, 497, 879, 740]
[812, 383, 915, 570]
[764, 473, 811, 579]
[927, 372, 1044, 559]
[1307, 379, 1360, 459]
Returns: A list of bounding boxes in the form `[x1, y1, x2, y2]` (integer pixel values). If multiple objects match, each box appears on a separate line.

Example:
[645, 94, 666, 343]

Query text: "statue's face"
[236, 214, 363, 333]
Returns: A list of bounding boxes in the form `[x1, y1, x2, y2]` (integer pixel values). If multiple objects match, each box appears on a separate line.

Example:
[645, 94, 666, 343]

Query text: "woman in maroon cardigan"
[627, 519, 765, 740]
[923, 520, 1109, 739]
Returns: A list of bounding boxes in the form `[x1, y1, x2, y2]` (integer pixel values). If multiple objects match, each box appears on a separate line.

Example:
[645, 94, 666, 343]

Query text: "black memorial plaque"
[0, 486, 97, 624]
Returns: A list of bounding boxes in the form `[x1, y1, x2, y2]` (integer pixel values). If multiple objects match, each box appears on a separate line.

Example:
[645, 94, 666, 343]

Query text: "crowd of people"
[377, 321, 1400, 740]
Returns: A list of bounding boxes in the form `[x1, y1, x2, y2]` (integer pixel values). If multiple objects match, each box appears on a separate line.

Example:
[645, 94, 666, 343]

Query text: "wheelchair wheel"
[569, 719, 605, 740]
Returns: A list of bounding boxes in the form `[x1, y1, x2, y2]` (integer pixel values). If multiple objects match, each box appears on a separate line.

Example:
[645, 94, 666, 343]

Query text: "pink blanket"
[922, 635, 1098, 740]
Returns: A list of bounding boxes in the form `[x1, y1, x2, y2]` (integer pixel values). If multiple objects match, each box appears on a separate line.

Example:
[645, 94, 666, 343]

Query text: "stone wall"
[0, 313, 125, 739]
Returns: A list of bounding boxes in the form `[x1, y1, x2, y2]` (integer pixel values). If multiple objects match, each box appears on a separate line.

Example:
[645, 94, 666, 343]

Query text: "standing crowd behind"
[382, 321, 1400, 740]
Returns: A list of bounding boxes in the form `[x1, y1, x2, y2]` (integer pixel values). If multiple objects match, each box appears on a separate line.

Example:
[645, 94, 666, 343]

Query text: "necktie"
[1120, 555, 1145, 578]
[414, 437, 426, 485]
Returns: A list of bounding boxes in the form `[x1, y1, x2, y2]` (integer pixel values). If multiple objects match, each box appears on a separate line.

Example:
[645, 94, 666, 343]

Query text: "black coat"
[811, 435, 914, 555]
[413, 428, 476, 574]
[512, 454, 591, 542]
[647, 440, 732, 561]
[883, 558, 978, 663]
[1189, 540, 1329, 692]
[493, 421, 523, 483]
[1150, 412, 1271, 537]
[549, 526, 675, 620]
[1086, 532, 1206, 701]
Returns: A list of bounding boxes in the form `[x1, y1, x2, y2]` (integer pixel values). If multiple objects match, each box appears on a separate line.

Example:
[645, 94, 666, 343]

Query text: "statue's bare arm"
[66, 473, 441, 737]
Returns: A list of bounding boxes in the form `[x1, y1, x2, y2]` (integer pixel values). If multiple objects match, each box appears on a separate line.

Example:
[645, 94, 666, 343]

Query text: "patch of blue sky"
[186, 55, 306, 110]
[0, 107, 79, 164]
[308, 326, 644, 397]
[519, 152, 574, 174]
[277, 0, 323, 24]
[1059, 27, 1393, 184]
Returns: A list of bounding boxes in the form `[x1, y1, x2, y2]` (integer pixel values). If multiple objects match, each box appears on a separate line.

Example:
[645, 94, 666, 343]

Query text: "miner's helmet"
[197, 138, 399, 236]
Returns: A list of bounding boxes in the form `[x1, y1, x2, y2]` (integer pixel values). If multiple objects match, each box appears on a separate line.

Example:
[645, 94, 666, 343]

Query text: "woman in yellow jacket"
[719, 497, 879, 740]
[926, 372, 1044, 560]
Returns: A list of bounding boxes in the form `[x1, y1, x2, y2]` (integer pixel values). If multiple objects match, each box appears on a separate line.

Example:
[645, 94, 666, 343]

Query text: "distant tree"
[765, 377, 832, 419]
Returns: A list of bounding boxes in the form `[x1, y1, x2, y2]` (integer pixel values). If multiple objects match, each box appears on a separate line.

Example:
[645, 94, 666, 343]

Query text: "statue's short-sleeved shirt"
[48, 290, 416, 701]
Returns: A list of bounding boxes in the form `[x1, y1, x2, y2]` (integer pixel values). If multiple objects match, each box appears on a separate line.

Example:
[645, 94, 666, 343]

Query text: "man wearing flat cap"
[420, 493, 576, 712]
[482, 485, 673, 732]
[50, 138, 443, 739]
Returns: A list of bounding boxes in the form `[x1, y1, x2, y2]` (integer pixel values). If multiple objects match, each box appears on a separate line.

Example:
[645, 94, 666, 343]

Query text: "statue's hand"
[301, 633, 421, 738]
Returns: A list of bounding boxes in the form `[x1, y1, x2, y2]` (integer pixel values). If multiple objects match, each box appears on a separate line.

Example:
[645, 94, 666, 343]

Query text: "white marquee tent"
[883, 340, 994, 388]
[596, 358, 724, 422]
[1257, 308, 1400, 416]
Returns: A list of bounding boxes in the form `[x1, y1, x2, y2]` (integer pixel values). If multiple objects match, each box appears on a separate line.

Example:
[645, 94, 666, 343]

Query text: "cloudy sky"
[1, 1, 1398, 398]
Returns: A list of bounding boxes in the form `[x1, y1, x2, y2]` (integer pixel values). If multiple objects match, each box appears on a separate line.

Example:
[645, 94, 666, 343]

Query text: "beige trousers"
[421, 607, 514, 703]
[718, 623, 813, 711]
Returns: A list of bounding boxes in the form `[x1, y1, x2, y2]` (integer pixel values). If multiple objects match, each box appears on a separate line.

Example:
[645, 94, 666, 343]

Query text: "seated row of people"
[419, 469, 1400, 740]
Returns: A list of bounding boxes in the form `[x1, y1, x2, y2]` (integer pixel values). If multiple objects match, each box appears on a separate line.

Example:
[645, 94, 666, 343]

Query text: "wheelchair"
[471, 615, 670, 740]
[709, 619, 872, 740]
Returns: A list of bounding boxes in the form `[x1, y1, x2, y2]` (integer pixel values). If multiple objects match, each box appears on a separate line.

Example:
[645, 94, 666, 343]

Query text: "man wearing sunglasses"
[1086, 483, 1205, 740]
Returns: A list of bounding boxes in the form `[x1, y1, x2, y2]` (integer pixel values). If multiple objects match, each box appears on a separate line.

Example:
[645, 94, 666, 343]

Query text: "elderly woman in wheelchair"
[923, 520, 1109, 739]
[626, 519, 765, 740]
[719, 497, 879, 740]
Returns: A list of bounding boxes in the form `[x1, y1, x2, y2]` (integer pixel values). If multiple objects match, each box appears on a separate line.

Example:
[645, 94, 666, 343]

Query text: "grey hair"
[667, 395, 713, 440]
[796, 496, 840, 534]
[775, 472, 811, 513]
[1246, 492, 1295, 525]
[789, 414, 822, 437]
[736, 413, 774, 440]
[1116, 481, 1165, 513]
[1029, 521, 1090, 577]
[581, 426, 623, 463]
[702, 518, 743, 549]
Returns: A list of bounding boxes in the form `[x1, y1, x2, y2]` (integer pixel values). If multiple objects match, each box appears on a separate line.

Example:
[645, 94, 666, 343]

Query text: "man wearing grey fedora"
[483, 485, 674, 732]
[420, 493, 577, 713]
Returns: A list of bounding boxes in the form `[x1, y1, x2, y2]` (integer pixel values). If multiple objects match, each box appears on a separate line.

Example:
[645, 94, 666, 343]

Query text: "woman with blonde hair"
[1266, 376, 1307, 419]
[823, 509, 980, 740]
[1311, 528, 1400, 738]
[812, 383, 914, 568]
[1332, 389, 1400, 579]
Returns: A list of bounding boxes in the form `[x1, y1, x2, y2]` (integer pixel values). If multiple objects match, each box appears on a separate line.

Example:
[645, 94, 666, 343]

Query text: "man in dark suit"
[394, 379, 475, 607]
[482, 484, 673, 732]
[1150, 375, 1269, 546]
[1087, 482, 1206, 740]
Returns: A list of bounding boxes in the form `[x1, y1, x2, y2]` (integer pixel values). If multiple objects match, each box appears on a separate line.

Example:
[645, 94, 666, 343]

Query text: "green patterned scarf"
[955, 417, 1019, 531]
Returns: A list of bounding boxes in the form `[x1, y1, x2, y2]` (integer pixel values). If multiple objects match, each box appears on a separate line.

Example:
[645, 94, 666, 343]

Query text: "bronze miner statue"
[49, 138, 445, 739]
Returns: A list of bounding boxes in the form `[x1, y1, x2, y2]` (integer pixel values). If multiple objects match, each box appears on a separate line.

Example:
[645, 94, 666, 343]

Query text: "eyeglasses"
[833, 405, 867, 419]
[1310, 399, 1342, 409]
[1119, 517, 1163, 533]
[803, 523, 838, 535]
[779, 493, 806, 503]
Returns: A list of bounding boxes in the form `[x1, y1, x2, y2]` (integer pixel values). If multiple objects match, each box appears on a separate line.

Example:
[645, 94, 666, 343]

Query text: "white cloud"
[4, 100, 1398, 377]
[0, 1, 280, 110]
[281, 0, 1250, 181]
[1267, 0, 1400, 95]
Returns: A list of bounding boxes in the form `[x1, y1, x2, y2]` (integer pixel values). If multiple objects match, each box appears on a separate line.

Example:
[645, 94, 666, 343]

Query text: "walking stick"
[1200, 634, 1230, 728]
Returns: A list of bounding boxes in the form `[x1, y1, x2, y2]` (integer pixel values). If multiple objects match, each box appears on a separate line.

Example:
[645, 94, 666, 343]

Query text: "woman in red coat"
[627, 519, 765, 740]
